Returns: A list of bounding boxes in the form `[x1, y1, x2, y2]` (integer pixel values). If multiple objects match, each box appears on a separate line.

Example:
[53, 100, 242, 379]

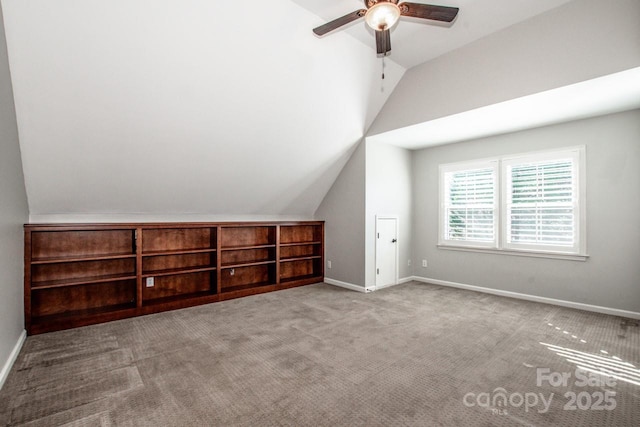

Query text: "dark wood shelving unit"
[24, 221, 324, 334]
[140, 226, 218, 307]
[278, 224, 324, 285]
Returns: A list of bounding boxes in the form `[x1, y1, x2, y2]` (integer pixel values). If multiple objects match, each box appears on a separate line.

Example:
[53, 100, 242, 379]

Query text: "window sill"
[437, 245, 589, 261]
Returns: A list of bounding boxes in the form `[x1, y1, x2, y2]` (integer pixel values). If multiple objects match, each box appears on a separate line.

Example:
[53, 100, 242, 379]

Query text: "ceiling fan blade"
[375, 29, 391, 55]
[398, 3, 459, 22]
[313, 9, 367, 36]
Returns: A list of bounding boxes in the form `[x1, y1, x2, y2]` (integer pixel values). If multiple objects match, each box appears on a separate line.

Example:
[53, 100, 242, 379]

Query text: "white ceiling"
[2, 0, 405, 220]
[294, 0, 573, 69]
[367, 67, 640, 149]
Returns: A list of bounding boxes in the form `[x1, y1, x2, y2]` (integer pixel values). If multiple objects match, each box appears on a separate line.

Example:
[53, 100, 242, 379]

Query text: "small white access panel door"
[376, 216, 398, 288]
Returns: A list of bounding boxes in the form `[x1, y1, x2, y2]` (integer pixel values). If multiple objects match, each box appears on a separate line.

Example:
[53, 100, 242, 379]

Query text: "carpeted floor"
[0, 282, 638, 426]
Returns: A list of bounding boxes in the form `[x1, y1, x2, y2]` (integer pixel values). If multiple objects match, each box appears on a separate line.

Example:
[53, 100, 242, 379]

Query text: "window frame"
[438, 159, 499, 249]
[438, 146, 587, 260]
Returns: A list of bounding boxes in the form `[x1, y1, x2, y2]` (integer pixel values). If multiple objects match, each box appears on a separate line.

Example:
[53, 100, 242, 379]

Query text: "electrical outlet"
[327, 260, 332, 269]
[408, 259, 411, 266]
[422, 260, 428, 268]
[146, 277, 154, 287]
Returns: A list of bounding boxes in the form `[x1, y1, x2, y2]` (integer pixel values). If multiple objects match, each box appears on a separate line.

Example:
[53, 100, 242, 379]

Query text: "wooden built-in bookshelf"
[24, 221, 324, 334]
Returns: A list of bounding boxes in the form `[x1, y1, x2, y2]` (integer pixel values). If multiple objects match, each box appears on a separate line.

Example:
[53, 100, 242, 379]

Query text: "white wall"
[365, 141, 413, 288]
[412, 110, 640, 313]
[0, 0, 28, 386]
[315, 140, 366, 287]
[1, 0, 405, 223]
[368, 0, 640, 136]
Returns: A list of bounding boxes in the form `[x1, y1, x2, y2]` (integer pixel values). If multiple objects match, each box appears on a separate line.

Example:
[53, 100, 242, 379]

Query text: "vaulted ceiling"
[0, 0, 582, 220]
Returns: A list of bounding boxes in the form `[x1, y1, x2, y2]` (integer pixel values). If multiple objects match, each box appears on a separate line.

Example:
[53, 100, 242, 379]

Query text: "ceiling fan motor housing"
[366, 0, 400, 7]
[365, 2, 402, 31]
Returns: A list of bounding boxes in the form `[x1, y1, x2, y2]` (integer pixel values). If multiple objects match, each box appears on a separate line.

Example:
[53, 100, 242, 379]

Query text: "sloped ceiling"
[367, 67, 640, 149]
[2, 0, 405, 221]
[0, 0, 585, 221]
[365, 0, 640, 145]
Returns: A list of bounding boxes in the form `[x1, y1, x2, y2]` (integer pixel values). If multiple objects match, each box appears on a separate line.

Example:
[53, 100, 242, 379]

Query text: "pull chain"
[381, 55, 385, 80]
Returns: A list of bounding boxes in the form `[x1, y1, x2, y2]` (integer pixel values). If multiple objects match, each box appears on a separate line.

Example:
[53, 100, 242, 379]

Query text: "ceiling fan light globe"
[365, 2, 401, 31]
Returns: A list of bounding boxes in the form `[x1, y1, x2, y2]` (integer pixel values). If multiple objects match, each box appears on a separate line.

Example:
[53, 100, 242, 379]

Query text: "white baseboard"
[324, 278, 372, 293]
[375, 276, 414, 291]
[325, 277, 414, 293]
[0, 330, 26, 391]
[411, 276, 640, 320]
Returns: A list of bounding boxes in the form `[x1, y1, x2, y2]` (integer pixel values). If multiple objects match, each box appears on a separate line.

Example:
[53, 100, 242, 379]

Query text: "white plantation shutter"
[441, 162, 497, 247]
[503, 149, 581, 253]
[439, 147, 585, 257]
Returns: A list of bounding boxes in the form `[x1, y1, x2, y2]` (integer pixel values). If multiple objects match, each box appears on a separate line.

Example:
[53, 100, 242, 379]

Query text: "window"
[439, 147, 586, 258]
[440, 161, 497, 248]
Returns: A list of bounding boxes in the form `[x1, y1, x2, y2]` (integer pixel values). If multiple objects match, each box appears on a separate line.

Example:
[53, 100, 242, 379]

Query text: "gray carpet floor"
[0, 282, 638, 426]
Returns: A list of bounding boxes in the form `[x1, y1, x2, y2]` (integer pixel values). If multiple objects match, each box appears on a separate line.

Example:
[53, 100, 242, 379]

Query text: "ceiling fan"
[312, 0, 459, 55]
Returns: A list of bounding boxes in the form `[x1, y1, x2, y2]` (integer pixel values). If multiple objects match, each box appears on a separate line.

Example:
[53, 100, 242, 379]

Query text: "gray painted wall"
[365, 141, 413, 287]
[0, 1, 28, 382]
[368, 0, 640, 136]
[315, 138, 414, 289]
[315, 140, 366, 287]
[412, 110, 640, 313]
